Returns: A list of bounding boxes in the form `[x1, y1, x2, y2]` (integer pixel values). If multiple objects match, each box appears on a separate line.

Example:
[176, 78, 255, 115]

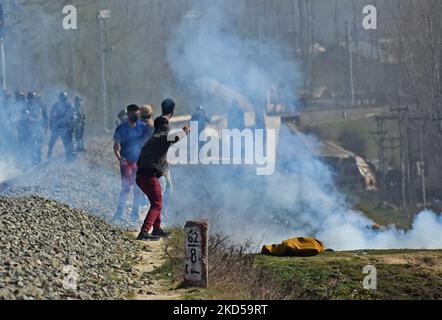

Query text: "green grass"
[162, 226, 442, 300]
[355, 200, 413, 229]
[257, 250, 442, 300]
[338, 185, 413, 229]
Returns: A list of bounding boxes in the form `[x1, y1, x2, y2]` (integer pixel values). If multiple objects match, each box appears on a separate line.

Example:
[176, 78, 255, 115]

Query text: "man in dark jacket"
[136, 98, 190, 241]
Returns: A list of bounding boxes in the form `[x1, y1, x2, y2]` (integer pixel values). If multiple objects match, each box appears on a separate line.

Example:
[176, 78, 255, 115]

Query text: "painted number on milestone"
[185, 226, 203, 281]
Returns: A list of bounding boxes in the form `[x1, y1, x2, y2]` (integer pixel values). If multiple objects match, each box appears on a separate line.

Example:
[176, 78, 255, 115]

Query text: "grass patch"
[339, 185, 413, 229]
[164, 227, 442, 300]
[258, 250, 442, 300]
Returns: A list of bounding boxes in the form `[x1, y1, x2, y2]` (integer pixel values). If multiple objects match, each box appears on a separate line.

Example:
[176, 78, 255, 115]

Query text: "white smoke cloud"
[165, 1, 442, 250]
[0, 157, 18, 183]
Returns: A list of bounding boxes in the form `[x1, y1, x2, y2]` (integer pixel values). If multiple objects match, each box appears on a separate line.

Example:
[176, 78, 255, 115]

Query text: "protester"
[112, 104, 151, 223]
[140, 105, 154, 130]
[135, 98, 190, 241]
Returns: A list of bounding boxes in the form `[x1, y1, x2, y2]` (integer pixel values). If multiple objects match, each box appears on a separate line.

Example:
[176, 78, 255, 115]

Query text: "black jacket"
[137, 117, 186, 177]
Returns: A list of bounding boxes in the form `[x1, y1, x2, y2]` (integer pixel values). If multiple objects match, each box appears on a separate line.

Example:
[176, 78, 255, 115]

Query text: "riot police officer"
[47, 92, 76, 162]
[73, 96, 86, 152]
[35, 92, 49, 132]
[22, 92, 48, 166]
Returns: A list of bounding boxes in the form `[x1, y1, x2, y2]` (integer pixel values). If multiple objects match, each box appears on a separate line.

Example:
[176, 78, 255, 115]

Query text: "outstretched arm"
[167, 125, 191, 144]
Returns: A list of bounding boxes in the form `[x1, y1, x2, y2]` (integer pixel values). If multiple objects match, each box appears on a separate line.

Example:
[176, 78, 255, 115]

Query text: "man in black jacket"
[136, 98, 190, 241]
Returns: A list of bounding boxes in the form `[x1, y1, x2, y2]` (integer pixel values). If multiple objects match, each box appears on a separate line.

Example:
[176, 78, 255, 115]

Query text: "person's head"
[126, 104, 141, 123]
[197, 105, 204, 112]
[154, 116, 170, 134]
[27, 92, 37, 102]
[161, 98, 175, 117]
[75, 96, 82, 104]
[140, 105, 154, 121]
[59, 92, 68, 103]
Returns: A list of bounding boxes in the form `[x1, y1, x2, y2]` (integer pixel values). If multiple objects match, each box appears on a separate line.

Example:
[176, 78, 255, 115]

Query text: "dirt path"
[127, 232, 188, 300]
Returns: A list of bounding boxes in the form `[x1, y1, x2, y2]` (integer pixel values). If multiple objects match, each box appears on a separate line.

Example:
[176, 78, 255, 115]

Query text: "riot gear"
[59, 91, 68, 103]
[20, 92, 47, 166]
[73, 96, 86, 152]
[48, 93, 76, 161]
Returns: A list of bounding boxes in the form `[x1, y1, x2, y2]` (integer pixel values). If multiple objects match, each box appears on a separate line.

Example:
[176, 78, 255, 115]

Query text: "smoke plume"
[165, 1, 442, 250]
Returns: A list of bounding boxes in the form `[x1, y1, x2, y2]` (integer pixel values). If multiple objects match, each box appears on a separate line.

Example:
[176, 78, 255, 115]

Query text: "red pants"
[136, 174, 163, 232]
[116, 162, 143, 217]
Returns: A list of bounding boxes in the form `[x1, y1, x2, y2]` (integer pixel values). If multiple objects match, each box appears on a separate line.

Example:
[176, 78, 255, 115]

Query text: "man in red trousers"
[136, 98, 190, 241]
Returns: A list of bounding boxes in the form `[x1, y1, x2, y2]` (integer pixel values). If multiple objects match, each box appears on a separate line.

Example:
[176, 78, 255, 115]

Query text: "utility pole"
[184, 4, 203, 103]
[391, 105, 410, 210]
[68, 30, 77, 89]
[410, 116, 429, 208]
[371, 115, 399, 200]
[346, 21, 355, 106]
[371, 116, 388, 194]
[0, 2, 6, 90]
[97, 9, 110, 131]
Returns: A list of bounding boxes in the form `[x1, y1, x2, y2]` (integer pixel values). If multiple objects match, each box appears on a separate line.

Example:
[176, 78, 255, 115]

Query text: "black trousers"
[48, 127, 75, 161]
[75, 124, 85, 151]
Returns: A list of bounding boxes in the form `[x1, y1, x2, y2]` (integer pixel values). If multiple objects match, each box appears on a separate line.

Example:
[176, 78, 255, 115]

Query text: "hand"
[119, 157, 128, 166]
[183, 125, 191, 135]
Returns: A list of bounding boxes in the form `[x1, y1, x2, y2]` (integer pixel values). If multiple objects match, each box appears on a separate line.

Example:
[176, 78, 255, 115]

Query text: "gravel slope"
[3, 137, 121, 222]
[0, 137, 144, 300]
[0, 196, 140, 300]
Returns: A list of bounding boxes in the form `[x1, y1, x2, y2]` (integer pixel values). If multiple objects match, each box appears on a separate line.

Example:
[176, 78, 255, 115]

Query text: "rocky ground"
[0, 196, 142, 299]
[0, 137, 175, 300]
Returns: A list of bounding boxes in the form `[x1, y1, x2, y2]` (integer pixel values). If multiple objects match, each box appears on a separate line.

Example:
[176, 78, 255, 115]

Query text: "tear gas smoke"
[165, 1, 442, 250]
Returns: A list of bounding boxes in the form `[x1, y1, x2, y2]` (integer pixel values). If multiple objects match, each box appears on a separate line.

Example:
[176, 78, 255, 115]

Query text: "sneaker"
[151, 228, 171, 238]
[136, 231, 160, 241]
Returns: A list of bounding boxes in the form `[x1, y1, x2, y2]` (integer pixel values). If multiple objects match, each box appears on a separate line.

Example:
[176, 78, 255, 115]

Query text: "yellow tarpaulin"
[261, 237, 325, 257]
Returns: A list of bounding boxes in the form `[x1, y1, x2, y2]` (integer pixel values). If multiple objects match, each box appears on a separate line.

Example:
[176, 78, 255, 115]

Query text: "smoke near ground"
[3, 137, 121, 222]
[0, 157, 18, 183]
[164, 2, 442, 250]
